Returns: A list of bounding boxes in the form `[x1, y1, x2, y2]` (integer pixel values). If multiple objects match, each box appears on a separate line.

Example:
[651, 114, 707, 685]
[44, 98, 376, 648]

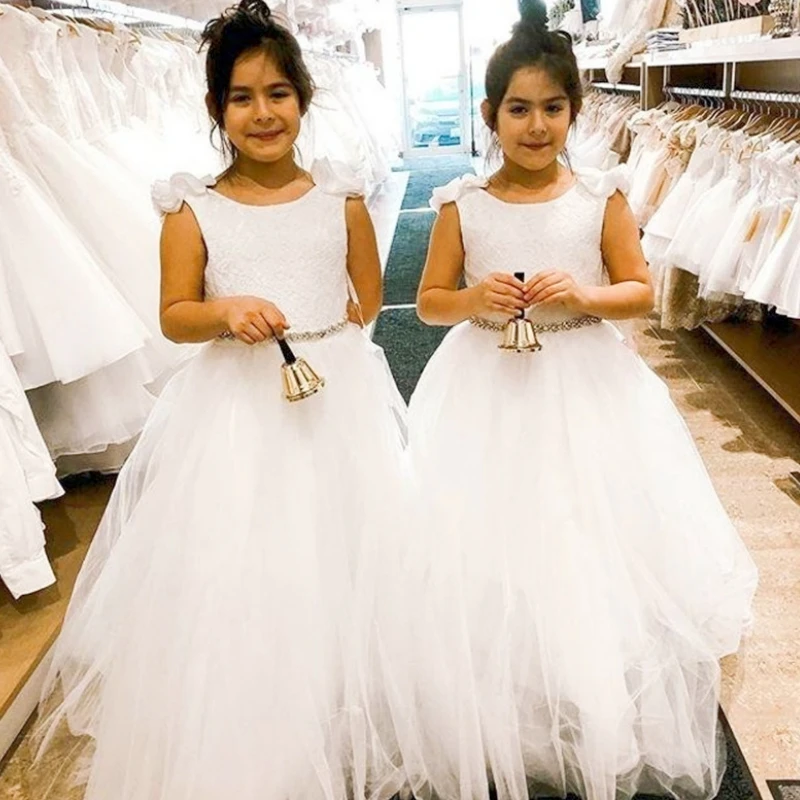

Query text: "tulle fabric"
[35, 328, 411, 800]
[400, 321, 757, 800]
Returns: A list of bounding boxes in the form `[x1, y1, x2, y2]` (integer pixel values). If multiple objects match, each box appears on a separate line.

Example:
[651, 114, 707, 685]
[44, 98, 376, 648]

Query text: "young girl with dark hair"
[32, 2, 409, 797]
[405, 1, 757, 799]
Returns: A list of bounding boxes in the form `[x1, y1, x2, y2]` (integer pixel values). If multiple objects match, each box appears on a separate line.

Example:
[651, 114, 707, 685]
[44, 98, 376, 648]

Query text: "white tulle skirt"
[36, 327, 410, 800]
[401, 320, 757, 800]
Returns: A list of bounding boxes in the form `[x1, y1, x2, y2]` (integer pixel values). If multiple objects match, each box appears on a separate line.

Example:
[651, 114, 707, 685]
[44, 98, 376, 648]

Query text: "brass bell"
[277, 337, 325, 402]
[499, 271, 542, 353]
[499, 317, 542, 353]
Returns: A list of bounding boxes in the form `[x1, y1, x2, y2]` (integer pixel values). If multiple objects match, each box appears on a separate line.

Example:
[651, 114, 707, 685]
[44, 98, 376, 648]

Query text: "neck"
[229, 151, 300, 189]
[497, 156, 562, 190]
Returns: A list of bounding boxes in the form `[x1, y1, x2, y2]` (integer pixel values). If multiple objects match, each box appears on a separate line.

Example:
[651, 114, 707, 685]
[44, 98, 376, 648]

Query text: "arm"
[345, 196, 382, 325]
[525, 191, 654, 320]
[159, 204, 288, 345]
[417, 202, 526, 326]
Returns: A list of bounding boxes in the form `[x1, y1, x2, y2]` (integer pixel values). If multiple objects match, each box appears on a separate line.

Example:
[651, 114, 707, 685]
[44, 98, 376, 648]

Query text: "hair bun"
[515, 0, 549, 35]
[236, 0, 273, 22]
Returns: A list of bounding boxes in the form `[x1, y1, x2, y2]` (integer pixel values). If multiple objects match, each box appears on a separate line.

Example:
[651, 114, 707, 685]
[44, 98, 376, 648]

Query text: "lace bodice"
[431, 167, 629, 324]
[152, 164, 364, 332]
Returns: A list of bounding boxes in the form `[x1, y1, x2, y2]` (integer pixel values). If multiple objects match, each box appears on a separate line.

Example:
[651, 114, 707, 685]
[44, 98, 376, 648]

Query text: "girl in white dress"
[33, 2, 408, 798]
[404, 2, 757, 799]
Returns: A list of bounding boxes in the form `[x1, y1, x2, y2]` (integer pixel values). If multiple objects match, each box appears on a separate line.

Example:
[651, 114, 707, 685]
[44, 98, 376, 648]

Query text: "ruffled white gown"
[35, 171, 410, 800]
[400, 168, 758, 800]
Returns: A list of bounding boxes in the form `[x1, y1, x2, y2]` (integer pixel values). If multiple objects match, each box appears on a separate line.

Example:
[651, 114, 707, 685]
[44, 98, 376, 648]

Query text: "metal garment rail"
[18, 0, 206, 31]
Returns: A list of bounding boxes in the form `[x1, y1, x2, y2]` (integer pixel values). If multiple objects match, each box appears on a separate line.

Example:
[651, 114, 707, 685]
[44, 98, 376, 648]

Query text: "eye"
[546, 103, 566, 115]
[230, 93, 250, 104]
[509, 105, 528, 116]
[271, 90, 291, 101]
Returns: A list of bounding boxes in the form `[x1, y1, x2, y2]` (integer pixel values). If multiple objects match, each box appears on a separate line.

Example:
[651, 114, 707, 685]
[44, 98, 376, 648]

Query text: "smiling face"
[218, 47, 302, 164]
[485, 65, 572, 173]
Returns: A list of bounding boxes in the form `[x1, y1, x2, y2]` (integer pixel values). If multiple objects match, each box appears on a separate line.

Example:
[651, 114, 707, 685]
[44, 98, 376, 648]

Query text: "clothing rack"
[582, 51, 800, 425]
[28, 0, 205, 31]
[590, 82, 642, 94]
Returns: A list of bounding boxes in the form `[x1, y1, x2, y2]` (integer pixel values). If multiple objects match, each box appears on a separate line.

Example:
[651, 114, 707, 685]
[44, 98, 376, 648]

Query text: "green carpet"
[401, 163, 475, 210]
[372, 308, 448, 403]
[383, 211, 436, 306]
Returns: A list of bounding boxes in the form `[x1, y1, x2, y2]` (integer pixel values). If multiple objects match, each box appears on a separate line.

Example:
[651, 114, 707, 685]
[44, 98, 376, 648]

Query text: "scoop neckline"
[479, 176, 579, 206]
[208, 183, 319, 208]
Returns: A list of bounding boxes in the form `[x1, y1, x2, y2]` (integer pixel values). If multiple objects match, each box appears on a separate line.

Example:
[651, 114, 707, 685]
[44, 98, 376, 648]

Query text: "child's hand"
[471, 273, 527, 318]
[524, 272, 588, 313]
[223, 296, 290, 345]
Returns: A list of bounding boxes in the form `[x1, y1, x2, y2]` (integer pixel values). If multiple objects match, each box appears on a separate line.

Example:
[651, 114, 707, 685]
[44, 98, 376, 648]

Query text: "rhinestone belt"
[218, 316, 350, 343]
[469, 315, 602, 333]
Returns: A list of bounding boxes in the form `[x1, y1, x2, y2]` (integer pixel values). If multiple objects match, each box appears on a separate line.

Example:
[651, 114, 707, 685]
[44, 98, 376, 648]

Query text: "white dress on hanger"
[35, 168, 410, 800]
[399, 168, 757, 800]
[0, 47, 149, 390]
[0, 340, 62, 599]
[745, 169, 800, 317]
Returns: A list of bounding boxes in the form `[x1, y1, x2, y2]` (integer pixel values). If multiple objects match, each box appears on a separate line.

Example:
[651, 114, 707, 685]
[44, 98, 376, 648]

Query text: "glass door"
[399, 3, 468, 154]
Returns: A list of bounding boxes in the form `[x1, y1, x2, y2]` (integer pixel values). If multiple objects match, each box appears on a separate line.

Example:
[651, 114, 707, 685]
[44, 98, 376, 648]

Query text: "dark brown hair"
[200, 0, 314, 160]
[484, 0, 583, 135]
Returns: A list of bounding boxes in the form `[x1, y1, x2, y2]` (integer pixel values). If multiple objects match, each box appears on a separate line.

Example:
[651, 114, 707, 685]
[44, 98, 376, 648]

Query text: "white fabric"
[399, 169, 758, 800]
[36, 175, 411, 800]
[0, 341, 61, 599]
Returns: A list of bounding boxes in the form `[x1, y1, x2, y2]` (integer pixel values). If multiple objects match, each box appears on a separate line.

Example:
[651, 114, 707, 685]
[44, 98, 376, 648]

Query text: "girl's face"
[220, 48, 302, 163]
[486, 65, 572, 172]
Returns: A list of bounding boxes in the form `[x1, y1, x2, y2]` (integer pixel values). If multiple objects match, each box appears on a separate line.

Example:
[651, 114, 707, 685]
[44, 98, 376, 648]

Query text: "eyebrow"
[505, 95, 569, 104]
[229, 81, 293, 92]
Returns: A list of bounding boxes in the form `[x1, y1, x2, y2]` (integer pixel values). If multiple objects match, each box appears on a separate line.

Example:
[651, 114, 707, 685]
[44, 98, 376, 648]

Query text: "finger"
[265, 311, 287, 336]
[489, 292, 527, 310]
[236, 331, 257, 345]
[527, 278, 568, 303]
[491, 283, 526, 299]
[524, 271, 558, 292]
[250, 314, 272, 338]
[244, 322, 267, 342]
[492, 273, 526, 290]
[489, 297, 526, 314]
[537, 288, 571, 306]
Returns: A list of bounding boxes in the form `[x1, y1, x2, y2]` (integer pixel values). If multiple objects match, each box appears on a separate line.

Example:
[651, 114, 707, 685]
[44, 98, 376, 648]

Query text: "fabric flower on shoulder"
[429, 173, 488, 213]
[310, 157, 368, 198]
[151, 173, 215, 217]
[574, 164, 631, 199]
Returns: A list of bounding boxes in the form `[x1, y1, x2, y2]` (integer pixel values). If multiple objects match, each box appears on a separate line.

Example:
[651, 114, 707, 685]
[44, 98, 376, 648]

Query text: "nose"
[528, 110, 547, 138]
[253, 98, 274, 124]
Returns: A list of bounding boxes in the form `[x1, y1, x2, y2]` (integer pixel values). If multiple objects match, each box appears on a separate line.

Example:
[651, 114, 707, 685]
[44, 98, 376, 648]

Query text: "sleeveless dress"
[400, 169, 758, 800]
[34, 171, 409, 800]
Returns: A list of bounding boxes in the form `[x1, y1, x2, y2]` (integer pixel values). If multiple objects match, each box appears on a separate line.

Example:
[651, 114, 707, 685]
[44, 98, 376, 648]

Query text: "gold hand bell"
[276, 336, 325, 402]
[499, 271, 542, 353]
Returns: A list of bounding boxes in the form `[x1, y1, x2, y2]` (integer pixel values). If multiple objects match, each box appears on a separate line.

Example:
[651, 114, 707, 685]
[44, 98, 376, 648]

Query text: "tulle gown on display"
[35, 169, 410, 800]
[397, 168, 758, 800]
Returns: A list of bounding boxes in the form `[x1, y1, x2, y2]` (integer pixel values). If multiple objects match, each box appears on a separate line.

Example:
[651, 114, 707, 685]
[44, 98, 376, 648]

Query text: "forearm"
[579, 282, 654, 320]
[160, 299, 230, 343]
[417, 286, 480, 326]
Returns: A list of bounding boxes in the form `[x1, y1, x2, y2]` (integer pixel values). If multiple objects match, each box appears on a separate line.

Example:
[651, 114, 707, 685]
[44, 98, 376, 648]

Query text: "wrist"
[462, 285, 480, 317]
[208, 298, 233, 331]
[575, 286, 597, 315]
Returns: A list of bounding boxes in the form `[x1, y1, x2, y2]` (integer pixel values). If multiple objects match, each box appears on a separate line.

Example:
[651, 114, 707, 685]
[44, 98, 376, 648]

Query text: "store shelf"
[644, 36, 800, 66]
[580, 38, 800, 73]
[591, 81, 641, 92]
[577, 53, 644, 71]
[702, 320, 800, 425]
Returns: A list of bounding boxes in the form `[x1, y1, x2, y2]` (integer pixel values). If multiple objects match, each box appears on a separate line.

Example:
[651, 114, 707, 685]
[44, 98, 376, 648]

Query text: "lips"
[249, 130, 284, 141]
[522, 143, 549, 150]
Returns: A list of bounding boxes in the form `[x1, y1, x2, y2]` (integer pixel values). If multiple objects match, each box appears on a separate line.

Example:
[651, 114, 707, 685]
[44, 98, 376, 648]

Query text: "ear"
[480, 99, 494, 129]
